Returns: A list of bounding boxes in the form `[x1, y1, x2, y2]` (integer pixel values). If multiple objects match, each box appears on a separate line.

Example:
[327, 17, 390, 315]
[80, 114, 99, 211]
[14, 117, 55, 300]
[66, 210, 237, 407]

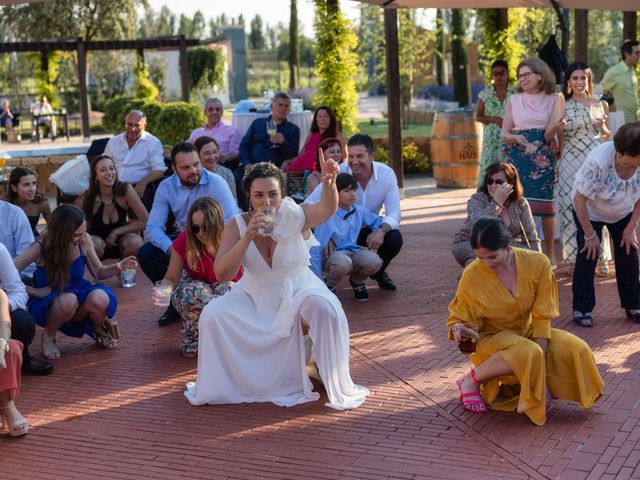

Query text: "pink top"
[284, 131, 323, 172]
[509, 92, 557, 130]
[172, 231, 242, 283]
[188, 121, 241, 157]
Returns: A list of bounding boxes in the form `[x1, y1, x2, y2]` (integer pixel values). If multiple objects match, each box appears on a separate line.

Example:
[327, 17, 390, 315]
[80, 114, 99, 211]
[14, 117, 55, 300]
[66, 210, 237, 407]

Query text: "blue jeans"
[572, 210, 640, 313]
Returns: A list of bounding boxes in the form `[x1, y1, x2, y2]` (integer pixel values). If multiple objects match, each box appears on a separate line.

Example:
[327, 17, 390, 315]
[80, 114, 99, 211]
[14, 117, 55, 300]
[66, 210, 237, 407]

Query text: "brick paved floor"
[2, 176, 639, 479]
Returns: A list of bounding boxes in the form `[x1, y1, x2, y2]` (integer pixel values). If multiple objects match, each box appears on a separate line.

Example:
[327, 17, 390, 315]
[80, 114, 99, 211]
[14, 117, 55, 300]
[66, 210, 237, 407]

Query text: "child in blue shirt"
[311, 173, 383, 301]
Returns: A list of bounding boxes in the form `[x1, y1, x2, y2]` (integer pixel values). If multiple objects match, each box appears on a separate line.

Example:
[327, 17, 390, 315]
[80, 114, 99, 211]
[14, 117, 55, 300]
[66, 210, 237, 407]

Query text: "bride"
[184, 156, 369, 410]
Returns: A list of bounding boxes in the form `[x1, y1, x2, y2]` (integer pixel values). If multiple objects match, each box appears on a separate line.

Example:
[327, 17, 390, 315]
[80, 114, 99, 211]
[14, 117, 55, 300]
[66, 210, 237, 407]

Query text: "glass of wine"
[266, 119, 278, 148]
[590, 102, 605, 139]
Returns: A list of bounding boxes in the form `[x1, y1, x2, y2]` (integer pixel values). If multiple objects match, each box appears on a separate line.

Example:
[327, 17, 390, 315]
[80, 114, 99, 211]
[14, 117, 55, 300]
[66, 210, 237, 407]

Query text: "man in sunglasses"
[138, 142, 238, 326]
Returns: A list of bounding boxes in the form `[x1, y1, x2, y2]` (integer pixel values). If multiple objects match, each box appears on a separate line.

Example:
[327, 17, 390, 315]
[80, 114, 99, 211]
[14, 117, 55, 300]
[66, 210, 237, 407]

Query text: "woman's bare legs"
[541, 216, 556, 265]
[458, 353, 513, 412]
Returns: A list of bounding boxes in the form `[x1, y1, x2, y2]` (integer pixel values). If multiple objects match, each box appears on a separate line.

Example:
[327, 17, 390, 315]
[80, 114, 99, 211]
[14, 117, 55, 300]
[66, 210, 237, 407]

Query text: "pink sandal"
[456, 368, 488, 413]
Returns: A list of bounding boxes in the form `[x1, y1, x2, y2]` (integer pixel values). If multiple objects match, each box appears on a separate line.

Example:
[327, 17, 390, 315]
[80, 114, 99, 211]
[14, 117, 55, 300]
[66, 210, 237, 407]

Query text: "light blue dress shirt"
[146, 169, 238, 253]
[0, 200, 35, 277]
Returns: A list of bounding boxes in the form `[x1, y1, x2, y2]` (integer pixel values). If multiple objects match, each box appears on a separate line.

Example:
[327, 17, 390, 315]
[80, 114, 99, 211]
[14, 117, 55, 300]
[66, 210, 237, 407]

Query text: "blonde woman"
[154, 198, 241, 357]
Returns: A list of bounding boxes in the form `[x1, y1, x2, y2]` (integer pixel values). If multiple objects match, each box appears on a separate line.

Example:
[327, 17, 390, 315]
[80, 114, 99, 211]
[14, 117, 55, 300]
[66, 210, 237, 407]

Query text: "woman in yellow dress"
[448, 216, 604, 425]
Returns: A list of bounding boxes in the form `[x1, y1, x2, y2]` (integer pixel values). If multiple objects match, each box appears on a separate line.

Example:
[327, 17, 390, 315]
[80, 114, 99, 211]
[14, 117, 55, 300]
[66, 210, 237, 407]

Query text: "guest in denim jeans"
[571, 122, 640, 327]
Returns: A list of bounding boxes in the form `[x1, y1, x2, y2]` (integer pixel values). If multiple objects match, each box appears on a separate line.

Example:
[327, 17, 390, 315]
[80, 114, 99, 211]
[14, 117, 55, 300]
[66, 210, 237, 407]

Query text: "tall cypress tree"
[289, 0, 299, 90]
[451, 9, 469, 106]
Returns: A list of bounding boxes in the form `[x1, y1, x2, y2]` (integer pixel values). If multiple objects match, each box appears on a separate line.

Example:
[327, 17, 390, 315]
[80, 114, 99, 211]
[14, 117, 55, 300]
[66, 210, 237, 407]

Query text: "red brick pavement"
[2, 177, 640, 479]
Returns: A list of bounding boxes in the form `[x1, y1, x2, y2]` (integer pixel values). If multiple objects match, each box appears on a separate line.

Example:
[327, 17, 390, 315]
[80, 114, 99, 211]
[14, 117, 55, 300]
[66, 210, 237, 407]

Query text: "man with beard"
[137, 142, 237, 326]
[104, 110, 166, 210]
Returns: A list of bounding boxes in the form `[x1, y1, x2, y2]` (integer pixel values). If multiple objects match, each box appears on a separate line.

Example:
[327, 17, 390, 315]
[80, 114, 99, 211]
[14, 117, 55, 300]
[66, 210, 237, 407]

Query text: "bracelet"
[584, 232, 597, 241]
[493, 199, 503, 209]
[0, 338, 9, 356]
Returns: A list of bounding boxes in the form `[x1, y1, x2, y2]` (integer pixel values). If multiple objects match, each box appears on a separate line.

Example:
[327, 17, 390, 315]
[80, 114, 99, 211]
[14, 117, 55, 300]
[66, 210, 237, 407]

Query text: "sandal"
[573, 311, 594, 327]
[0, 401, 29, 437]
[95, 330, 118, 350]
[456, 368, 488, 413]
[41, 332, 60, 360]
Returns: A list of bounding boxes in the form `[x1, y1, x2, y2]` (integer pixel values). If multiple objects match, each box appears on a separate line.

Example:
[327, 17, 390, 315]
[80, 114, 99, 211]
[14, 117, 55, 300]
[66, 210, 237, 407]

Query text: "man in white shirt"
[306, 133, 403, 290]
[0, 203, 52, 375]
[104, 109, 166, 209]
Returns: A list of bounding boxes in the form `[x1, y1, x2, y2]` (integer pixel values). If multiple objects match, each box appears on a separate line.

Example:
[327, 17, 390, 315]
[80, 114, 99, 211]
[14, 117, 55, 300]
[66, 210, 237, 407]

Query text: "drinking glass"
[258, 206, 276, 237]
[590, 102, 605, 139]
[153, 280, 173, 307]
[458, 337, 477, 354]
[120, 268, 137, 288]
[266, 119, 278, 148]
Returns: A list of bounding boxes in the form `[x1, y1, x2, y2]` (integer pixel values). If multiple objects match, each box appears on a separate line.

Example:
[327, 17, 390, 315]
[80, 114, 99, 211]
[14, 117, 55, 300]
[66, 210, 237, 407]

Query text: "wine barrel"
[431, 110, 483, 188]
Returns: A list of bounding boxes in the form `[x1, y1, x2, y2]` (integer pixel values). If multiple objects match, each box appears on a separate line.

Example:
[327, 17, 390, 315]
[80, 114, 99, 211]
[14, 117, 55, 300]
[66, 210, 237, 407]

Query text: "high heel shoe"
[0, 401, 29, 437]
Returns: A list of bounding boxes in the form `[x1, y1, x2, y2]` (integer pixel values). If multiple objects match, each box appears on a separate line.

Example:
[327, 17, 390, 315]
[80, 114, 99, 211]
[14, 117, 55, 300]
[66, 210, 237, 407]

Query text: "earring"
[566, 85, 572, 95]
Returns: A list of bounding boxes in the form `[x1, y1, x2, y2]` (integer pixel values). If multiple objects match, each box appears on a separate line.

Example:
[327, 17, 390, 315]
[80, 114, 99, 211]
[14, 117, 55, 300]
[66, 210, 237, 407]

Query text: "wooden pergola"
[354, 0, 639, 188]
[0, 35, 225, 141]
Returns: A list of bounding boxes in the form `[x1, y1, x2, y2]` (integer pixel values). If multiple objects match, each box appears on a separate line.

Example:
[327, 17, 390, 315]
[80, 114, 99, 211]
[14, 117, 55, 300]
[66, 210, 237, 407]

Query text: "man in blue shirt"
[138, 142, 238, 326]
[311, 173, 384, 301]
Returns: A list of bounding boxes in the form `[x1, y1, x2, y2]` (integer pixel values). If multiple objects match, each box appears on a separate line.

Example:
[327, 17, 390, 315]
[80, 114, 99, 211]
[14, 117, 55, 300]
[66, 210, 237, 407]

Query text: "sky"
[146, 0, 363, 37]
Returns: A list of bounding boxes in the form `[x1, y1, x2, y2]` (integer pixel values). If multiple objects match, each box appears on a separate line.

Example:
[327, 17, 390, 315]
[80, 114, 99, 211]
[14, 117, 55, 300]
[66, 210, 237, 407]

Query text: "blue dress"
[27, 246, 117, 339]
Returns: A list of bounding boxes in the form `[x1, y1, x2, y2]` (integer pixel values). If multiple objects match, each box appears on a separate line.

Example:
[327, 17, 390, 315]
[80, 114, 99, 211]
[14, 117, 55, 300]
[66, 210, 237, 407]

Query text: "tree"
[451, 9, 469, 106]
[356, 5, 385, 94]
[314, 0, 358, 134]
[289, 0, 299, 90]
[249, 15, 266, 50]
[435, 9, 445, 85]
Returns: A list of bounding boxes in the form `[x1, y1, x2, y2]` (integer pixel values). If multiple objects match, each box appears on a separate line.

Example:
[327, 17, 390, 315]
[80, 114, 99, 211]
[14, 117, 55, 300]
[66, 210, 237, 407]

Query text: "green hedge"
[153, 102, 205, 146]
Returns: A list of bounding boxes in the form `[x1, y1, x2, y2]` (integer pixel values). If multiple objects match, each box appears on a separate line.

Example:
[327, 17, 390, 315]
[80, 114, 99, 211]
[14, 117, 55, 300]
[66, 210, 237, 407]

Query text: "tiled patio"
[2, 176, 640, 479]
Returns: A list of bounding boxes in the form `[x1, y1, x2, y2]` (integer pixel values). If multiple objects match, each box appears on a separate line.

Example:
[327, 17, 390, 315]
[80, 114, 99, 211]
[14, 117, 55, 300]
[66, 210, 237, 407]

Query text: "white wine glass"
[589, 102, 605, 139]
[266, 119, 278, 148]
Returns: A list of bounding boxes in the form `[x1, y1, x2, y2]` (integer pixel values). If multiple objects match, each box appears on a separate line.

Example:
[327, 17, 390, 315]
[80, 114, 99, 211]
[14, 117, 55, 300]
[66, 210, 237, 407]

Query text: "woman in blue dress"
[14, 204, 137, 360]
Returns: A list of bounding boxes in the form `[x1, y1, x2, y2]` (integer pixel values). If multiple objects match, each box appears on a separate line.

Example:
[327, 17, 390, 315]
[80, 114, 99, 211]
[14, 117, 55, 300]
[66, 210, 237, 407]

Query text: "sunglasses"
[190, 224, 205, 234]
[486, 179, 506, 186]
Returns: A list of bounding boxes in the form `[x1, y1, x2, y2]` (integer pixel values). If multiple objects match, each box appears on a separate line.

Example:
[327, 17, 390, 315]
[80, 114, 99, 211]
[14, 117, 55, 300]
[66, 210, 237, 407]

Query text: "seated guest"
[239, 92, 300, 170]
[14, 204, 138, 359]
[75, 155, 148, 259]
[1, 100, 16, 140]
[138, 142, 237, 327]
[311, 173, 383, 301]
[193, 136, 237, 199]
[0, 289, 28, 437]
[0, 242, 52, 376]
[0, 197, 37, 290]
[452, 162, 540, 267]
[188, 98, 241, 168]
[306, 137, 346, 194]
[104, 110, 166, 209]
[154, 198, 241, 357]
[571, 122, 640, 327]
[31, 95, 56, 140]
[448, 216, 603, 425]
[281, 105, 344, 173]
[306, 133, 402, 291]
[7, 167, 51, 237]
[185, 161, 369, 410]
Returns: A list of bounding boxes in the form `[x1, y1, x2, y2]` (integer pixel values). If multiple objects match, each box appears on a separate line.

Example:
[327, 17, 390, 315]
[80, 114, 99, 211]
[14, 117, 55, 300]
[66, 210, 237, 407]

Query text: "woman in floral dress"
[475, 60, 515, 188]
[558, 62, 610, 264]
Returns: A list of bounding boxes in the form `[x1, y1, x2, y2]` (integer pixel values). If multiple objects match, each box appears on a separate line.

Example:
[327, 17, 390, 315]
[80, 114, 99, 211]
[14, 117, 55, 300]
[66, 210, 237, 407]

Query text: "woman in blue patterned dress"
[475, 60, 515, 187]
[14, 204, 137, 359]
[558, 62, 610, 264]
[501, 58, 566, 267]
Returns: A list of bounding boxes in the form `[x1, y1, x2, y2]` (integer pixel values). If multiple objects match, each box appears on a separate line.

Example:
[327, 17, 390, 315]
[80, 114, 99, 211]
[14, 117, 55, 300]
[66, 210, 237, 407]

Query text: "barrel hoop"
[431, 134, 480, 140]
[433, 161, 480, 167]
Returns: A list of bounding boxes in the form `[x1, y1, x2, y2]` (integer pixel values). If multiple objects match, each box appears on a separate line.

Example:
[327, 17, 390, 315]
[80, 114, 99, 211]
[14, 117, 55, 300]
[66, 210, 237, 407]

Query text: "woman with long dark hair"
[282, 105, 344, 173]
[7, 167, 51, 237]
[76, 155, 148, 259]
[14, 204, 137, 359]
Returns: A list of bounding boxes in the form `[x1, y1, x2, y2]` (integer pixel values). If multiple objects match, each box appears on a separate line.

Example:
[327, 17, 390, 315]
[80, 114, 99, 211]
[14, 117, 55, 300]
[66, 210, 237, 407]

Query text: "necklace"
[99, 193, 113, 206]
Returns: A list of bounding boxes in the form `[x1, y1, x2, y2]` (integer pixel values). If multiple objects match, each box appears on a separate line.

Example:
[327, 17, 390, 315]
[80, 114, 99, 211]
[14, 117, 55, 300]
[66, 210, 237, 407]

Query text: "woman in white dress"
[185, 159, 369, 410]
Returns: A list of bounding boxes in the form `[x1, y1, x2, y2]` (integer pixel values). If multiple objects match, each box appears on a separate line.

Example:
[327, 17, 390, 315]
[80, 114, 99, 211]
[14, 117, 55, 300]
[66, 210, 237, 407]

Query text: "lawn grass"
[357, 120, 432, 139]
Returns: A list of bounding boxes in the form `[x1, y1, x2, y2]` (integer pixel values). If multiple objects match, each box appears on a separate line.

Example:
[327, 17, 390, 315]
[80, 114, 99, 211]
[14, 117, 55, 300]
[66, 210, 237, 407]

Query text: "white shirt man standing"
[306, 133, 403, 291]
[104, 109, 166, 208]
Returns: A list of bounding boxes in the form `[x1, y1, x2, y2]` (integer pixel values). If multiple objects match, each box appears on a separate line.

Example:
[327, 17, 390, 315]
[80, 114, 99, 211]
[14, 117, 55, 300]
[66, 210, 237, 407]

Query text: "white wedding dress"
[184, 198, 369, 410]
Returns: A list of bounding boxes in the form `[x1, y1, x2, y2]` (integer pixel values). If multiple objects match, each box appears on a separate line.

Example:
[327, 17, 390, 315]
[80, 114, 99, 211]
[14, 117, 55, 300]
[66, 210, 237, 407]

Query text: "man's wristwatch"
[379, 224, 391, 234]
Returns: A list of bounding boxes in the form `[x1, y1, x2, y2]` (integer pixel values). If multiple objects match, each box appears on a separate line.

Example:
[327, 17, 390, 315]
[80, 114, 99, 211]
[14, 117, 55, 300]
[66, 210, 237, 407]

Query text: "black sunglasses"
[191, 224, 205, 234]
[486, 179, 506, 186]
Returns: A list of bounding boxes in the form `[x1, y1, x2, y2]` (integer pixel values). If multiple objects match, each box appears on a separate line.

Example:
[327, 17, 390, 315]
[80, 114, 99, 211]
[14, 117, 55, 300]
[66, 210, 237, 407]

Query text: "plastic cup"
[153, 280, 173, 307]
[120, 268, 136, 288]
[258, 206, 276, 236]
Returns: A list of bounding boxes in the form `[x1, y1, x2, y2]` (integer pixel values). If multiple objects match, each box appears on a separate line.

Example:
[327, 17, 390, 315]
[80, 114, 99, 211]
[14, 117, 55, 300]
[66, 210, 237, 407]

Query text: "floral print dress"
[477, 85, 514, 187]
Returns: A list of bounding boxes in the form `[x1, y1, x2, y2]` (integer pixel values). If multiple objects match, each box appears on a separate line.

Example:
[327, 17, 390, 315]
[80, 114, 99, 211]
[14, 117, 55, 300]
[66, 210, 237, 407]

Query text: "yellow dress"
[447, 247, 604, 425]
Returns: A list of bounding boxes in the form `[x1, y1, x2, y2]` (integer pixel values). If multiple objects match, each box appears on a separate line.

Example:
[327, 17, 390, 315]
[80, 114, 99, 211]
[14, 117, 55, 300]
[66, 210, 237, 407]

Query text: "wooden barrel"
[431, 110, 483, 188]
